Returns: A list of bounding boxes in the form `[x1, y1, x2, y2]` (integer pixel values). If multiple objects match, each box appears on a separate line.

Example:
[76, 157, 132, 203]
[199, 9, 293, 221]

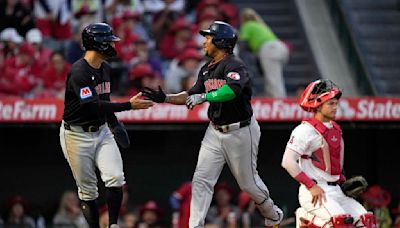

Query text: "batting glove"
[186, 93, 206, 109]
[142, 86, 166, 103]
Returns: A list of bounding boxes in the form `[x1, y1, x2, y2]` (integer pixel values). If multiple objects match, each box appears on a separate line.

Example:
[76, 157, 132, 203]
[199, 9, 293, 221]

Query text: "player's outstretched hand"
[142, 86, 166, 103]
[130, 92, 154, 110]
[309, 185, 326, 206]
[186, 93, 206, 109]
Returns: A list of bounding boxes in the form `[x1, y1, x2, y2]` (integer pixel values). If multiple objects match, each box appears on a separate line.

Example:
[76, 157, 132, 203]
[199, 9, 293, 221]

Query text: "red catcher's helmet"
[299, 79, 342, 112]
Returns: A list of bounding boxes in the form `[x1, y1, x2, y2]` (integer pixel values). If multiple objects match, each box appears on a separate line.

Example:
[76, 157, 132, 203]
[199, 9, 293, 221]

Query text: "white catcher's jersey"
[286, 121, 343, 183]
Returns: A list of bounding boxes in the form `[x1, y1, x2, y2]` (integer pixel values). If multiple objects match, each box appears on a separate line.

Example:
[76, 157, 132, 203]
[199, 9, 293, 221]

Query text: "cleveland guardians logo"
[227, 72, 240, 80]
[80, 87, 92, 99]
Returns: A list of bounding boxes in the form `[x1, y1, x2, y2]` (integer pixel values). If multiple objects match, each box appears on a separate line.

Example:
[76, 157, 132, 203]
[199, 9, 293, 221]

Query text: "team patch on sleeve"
[227, 72, 240, 80]
[80, 86, 92, 99]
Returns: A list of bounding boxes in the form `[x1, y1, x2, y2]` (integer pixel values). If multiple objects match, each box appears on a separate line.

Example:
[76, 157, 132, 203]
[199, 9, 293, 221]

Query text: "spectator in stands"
[1, 42, 43, 97]
[25, 28, 52, 69]
[239, 8, 290, 97]
[195, 0, 219, 24]
[159, 18, 195, 60]
[132, 38, 164, 78]
[393, 202, 400, 228]
[38, 51, 71, 98]
[238, 191, 264, 228]
[0, 27, 24, 59]
[361, 185, 392, 228]
[127, 63, 160, 96]
[119, 9, 149, 43]
[137, 200, 165, 228]
[170, 181, 192, 228]
[53, 190, 89, 228]
[205, 182, 241, 227]
[0, 0, 35, 36]
[114, 19, 140, 65]
[65, 22, 86, 64]
[4, 195, 35, 228]
[121, 210, 138, 228]
[193, 11, 219, 47]
[148, 0, 185, 43]
[33, 0, 72, 50]
[218, 1, 239, 28]
[165, 48, 203, 93]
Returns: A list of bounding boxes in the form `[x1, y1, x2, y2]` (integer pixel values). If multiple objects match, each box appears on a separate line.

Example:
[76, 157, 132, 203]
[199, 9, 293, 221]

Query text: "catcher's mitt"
[340, 176, 368, 198]
[110, 122, 130, 149]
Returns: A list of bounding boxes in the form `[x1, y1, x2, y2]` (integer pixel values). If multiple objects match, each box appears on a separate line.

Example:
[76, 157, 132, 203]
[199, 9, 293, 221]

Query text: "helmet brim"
[94, 34, 121, 43]
[199, 29, 214, 36]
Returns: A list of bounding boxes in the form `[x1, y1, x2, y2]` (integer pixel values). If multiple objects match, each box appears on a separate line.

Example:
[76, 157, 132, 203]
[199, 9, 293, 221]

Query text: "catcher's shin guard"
[359, 213, 377, 228]
[331, 214, 354, 228]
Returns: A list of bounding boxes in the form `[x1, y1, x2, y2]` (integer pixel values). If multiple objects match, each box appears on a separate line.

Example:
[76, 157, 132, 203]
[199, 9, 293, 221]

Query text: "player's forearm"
[165, 91, 188, 105]
[88, 100, 131, 114]
[281, 148, 316, 189]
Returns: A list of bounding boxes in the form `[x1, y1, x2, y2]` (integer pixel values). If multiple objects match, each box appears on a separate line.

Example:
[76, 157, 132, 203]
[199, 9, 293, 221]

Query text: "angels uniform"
[285, 118, 368, 227]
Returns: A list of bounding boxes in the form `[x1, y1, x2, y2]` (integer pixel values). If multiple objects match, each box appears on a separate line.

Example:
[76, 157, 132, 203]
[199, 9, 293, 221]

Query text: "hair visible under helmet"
[299, 79, 342, 112]
[199, 21, 237, 53]
[81, 23, 120, 58]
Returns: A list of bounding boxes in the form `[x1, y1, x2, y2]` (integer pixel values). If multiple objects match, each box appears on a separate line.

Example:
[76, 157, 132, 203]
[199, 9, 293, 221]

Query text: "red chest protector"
[304, 118, 343, 175]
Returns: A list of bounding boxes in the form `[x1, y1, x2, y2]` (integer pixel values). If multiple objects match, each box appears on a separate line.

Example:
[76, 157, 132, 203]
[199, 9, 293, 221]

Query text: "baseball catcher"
[281, 79, 377, 228]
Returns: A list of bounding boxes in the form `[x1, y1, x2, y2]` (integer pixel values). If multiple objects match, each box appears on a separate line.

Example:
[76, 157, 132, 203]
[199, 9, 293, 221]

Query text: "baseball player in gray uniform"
[142, 21, 283, 228]
[59, 23, 153, 228]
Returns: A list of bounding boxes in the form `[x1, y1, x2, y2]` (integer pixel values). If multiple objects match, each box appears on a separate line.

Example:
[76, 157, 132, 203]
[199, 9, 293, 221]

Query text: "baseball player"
[142, 21, 283, 228]
[59, 23, 153, 228]
[281, 79, 376, 227]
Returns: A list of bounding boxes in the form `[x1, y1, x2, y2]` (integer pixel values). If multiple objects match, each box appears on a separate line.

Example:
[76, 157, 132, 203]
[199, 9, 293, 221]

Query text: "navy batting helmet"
[199, 21, 237, 53]
[82, 23, 120, 57]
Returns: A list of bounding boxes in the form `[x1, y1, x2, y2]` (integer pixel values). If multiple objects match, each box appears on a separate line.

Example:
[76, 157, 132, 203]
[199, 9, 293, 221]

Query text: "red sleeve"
[295, 172, 316, 189]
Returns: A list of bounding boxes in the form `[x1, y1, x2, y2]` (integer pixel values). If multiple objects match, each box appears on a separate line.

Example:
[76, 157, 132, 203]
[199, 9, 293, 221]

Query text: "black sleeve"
[188, 65, 206, 95]
[69, 67, 99, 104]
[85, 100, 131, 115]
[223, 61, 249, 96]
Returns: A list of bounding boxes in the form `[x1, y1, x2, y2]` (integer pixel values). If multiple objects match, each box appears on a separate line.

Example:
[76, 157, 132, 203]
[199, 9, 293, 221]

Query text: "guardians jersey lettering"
[95, 82, 111, 95]
[204, 79, 226, 92]
[188, 54, 253, 125]
[63, 58, 113, 126]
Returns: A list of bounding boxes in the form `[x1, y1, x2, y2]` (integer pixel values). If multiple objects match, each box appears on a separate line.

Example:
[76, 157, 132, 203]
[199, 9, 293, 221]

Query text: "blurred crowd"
[0, 0, 294, 99]
[1, 182, 400, 228]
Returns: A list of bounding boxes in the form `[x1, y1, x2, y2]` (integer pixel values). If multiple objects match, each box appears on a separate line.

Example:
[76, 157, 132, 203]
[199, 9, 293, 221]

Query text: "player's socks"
[106, 187, 123, 225]
[80, 199, 100, 228]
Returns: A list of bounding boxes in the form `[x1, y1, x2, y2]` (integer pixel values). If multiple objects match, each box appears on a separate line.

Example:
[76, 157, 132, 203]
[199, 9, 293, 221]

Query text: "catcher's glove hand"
[110, 122, 130, 149]
[142, 86, 166, 103]
[340, 176, 368, 198]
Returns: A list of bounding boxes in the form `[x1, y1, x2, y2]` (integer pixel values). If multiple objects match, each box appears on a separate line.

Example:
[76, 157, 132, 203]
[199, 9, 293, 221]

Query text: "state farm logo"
[336, 100, 356, 119]
[0, 100, 57, 121]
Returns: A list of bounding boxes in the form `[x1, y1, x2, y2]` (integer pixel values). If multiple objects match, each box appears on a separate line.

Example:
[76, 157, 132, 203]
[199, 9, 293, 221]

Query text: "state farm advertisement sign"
[1, 97, 400, 123]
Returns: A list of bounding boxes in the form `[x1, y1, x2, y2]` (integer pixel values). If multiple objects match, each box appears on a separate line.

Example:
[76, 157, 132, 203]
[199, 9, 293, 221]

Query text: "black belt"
[212, 118, 251, 133]
[313, 179, 337, 186]
[64, 122, 100, 132]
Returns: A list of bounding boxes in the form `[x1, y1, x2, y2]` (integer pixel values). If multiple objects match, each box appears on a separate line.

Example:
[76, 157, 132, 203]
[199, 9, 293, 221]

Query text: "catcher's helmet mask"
[199, 21, 237, 53]
[82, 23, 120, 58]
[299, 79, 342, 112]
